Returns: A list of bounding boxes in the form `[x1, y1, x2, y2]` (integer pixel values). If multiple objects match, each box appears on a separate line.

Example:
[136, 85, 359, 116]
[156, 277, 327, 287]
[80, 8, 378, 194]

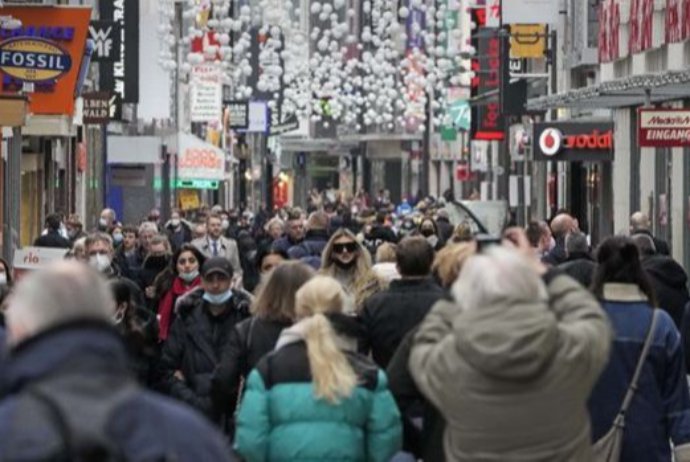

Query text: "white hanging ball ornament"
[311, 2, 322, 14]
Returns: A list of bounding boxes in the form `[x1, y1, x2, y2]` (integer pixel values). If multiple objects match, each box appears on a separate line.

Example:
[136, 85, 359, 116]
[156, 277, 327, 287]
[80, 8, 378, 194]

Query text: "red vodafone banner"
[638, 108, 690, 147]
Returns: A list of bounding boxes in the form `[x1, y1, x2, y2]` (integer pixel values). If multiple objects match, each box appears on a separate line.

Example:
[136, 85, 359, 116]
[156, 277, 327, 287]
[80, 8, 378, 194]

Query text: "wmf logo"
[89, 22, 120, 61]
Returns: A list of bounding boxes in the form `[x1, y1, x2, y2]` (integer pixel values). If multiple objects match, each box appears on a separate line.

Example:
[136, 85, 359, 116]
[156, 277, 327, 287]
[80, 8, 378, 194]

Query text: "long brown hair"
[253, 261, 315, 322]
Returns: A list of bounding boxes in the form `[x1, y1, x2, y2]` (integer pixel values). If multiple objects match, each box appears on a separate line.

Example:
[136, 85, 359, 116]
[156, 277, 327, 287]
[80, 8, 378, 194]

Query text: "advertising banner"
[177, 132, 226, 181]
[533, 122, 614, 162]
[0, 6, 92, 116]
[88, 21, 121, 62]
[638, 109, 690, 147]
[190, 64, 222, 123]
[470, 8, 505, 141]
[100, 0, 139, 119]
[82, 91, 110, 124]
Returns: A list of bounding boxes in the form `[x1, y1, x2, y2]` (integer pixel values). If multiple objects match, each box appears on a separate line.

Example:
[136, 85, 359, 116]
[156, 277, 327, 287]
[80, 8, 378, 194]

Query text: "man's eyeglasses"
[332, 242, 359, 254]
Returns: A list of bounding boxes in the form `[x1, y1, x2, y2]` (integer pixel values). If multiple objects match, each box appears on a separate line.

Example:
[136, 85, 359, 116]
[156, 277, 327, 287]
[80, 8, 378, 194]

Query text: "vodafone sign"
[533, 122, 614, 162]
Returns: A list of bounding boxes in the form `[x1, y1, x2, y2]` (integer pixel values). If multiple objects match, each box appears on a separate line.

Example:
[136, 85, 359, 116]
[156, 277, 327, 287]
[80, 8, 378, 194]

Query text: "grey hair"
[630, 211, 650, 231]
[6, 262, 115, 345]
[452, 247, 547, 311]
[566, 232, 589, 256]
[138, 221, 159, 235]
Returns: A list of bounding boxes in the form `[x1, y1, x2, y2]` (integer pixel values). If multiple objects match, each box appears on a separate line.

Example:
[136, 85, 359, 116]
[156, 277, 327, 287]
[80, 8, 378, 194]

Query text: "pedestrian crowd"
[0, 190, 687, 462]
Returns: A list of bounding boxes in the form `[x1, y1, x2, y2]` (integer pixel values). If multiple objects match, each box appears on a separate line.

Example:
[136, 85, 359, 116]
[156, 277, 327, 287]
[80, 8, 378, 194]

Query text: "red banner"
[629, 0, 653, 54]
[599, 0, 621, 63]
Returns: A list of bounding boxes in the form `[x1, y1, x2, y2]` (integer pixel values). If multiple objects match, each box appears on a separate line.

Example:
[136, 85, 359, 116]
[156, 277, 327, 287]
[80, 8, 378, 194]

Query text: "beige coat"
[191, 236, 243, 281]
[410, 274, 612, 462]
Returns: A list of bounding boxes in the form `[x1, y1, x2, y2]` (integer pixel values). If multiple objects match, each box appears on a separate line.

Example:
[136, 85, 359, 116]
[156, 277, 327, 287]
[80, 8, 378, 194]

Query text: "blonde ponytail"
[301, 313, 358, 404]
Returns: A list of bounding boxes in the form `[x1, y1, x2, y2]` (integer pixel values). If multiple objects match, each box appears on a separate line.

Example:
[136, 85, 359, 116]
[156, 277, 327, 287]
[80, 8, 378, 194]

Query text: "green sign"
[448, 99, 471, 131]
[153, 179, 220, 190]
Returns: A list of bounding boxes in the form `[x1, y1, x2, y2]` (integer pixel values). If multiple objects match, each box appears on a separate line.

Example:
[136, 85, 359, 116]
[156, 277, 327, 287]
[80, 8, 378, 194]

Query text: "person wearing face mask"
[156, 244, 206, 340]
[320, 228, 386, 312]
[165, 209, 193, 252]
[160, 257, 251, 423]
[97, 208, 119, 233]
[110, 226, 125, 248]
[85, 233, 124, 278]
[139, 235, 173, 309]
[418, 218, 443, 251]
[66, 216, 87, 245]
[110, 278, 162, 389]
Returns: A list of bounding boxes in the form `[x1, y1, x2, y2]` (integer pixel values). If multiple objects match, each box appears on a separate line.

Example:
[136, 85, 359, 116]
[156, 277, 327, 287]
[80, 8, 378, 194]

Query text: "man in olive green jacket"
[410, 246, 612, 462]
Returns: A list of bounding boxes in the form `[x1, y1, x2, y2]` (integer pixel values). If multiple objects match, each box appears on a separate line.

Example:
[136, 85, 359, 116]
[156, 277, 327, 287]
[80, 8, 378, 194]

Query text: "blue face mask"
[203, 289, 233, 305]
[179, 270, 199, 283]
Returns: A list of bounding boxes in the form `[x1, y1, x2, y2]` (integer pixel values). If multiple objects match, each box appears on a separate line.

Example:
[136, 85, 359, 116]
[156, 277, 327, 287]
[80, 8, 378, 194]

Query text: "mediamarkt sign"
[533, 122, 614, 162]
[638, 108, 690, 147]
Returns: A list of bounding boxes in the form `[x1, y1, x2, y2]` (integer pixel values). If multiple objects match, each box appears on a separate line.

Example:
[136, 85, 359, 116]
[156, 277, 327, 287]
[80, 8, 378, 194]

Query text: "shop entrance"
[568, 161, 614, 247]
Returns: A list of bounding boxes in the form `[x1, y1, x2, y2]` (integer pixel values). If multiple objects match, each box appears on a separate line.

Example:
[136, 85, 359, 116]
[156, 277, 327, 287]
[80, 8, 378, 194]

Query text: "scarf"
[158, 276, 201, 340]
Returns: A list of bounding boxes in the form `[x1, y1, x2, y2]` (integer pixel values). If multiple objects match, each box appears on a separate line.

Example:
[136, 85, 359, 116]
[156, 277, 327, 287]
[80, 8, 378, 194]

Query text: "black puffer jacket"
[359, 278, 446, 368]
[211, 317, 291, 424]
[160, 288, 251, 424]
[642, 255, 690, 328]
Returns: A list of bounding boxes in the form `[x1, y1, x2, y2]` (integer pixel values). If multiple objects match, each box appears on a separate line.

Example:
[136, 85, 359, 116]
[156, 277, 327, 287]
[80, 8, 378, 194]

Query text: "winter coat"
[558, 252, 597, 288]
[642, 255, 690, 328]
[211, 317, 291, 423]
[589, 283, 690, 462]
[360, 277, 446, 368]
[166, 222, 193, 252]
[234, 316, 402, 462]
[410, 273, 612, 462]
[0, 322, 233, 461]
[272, 235, 302, 253]
[192, 236, 243, 280]
[542, 239, 567, 266]
[632, 229, 670, 256]
[33, 230, 71, 249]
[288, 230, 330, 267]
[387, 327, 445, 462]
[160, 287, 251, 423]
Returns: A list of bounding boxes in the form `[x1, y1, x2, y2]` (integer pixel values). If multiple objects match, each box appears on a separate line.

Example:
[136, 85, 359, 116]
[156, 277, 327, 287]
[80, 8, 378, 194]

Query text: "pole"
[161, 143, 171, 222]
[3, 127, 21, 263]
[422, 94, 432, 197]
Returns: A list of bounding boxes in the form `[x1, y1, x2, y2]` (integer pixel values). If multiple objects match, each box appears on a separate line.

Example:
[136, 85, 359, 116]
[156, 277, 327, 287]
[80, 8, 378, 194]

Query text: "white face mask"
[221, 219, 230, 230]
[90, 254, 112, 273]
[171, 218, 181, 228]
[99, 218, 108, 228]
[0, 273, 8, 286]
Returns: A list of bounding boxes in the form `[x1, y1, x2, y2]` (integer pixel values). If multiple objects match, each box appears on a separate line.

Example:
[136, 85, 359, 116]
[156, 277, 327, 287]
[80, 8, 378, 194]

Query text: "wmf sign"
[88, 21, 121, 62]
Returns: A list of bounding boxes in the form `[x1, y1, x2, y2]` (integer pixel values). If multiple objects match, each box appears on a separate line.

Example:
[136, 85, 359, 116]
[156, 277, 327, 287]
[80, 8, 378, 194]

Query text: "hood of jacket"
[642, 255, 688, 288]
[2, 321, 130, 395]
[452, 298, 559, 381]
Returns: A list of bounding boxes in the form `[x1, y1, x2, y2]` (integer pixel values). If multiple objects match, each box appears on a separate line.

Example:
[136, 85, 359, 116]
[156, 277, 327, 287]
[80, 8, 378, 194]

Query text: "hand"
[174, 370, 185, 382]
[145, 286, 156, 299]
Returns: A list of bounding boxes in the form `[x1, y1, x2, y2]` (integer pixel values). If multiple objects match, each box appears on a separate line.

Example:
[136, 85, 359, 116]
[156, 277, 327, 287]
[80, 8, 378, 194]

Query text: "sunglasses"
[333, 242, 359, 254]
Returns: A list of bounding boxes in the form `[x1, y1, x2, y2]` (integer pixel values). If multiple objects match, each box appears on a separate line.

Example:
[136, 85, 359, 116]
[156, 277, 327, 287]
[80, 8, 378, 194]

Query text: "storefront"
[0, 6, 92, 248]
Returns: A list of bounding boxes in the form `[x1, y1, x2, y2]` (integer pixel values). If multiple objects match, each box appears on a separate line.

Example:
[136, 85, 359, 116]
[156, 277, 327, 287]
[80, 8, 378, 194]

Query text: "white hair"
[452, 247, 547, 311]
[138, 221, 158, 235]
[6, 261, 115, 345]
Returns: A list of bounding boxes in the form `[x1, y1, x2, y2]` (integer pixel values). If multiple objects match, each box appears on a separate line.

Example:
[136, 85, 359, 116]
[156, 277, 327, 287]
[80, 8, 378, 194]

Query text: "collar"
[390, 277, 434, 289]
[602, 283, 649, 302]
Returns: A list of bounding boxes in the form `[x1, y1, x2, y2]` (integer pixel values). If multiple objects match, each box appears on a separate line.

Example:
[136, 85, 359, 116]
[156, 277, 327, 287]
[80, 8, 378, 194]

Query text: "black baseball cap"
[201, 257, 234, 279]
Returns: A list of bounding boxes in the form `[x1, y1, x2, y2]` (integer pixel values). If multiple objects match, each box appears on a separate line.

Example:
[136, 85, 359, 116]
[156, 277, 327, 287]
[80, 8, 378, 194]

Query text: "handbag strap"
[618, 309, 659, 417]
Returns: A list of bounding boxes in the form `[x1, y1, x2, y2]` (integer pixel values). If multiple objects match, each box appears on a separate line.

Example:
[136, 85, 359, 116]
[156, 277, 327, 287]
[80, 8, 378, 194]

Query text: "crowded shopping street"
[0, 0, 688, 461]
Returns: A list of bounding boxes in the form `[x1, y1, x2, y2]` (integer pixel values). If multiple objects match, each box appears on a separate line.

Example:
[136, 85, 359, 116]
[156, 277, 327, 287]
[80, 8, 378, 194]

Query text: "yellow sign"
[510, 24, 546, 59]
[0, 37, 72, 82]
[179, 189, 200, 210]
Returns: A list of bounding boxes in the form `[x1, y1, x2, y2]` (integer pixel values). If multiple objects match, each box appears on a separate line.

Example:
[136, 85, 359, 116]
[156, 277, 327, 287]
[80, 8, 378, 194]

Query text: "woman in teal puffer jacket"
[235, 275, 402, 462]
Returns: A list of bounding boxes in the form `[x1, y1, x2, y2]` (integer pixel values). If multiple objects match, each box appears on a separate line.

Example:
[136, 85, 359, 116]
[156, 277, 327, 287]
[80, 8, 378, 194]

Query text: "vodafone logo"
[539, 128, 562, 156]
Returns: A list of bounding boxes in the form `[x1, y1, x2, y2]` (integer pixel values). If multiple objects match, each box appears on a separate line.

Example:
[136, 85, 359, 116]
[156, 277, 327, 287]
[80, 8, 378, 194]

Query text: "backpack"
[6, 373, 143, 462]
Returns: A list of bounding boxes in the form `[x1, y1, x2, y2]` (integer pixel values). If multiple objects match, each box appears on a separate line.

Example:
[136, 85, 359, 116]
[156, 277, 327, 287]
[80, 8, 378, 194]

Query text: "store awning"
[527, 70, 690, 111]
